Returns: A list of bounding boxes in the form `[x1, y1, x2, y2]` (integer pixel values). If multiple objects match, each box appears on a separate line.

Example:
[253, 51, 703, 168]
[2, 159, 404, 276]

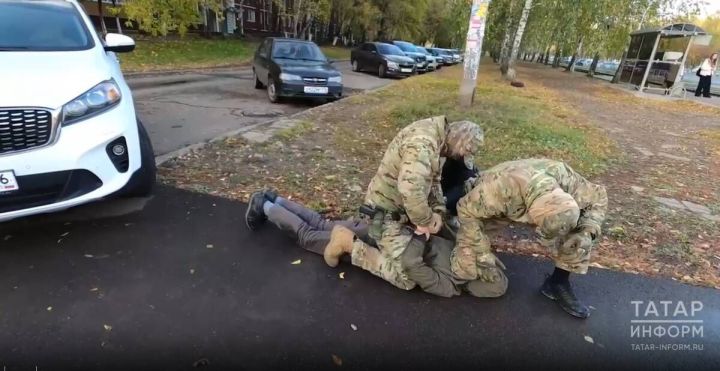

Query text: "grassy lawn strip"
[320, 46, 352, 61]
[120, 36, 257, 73]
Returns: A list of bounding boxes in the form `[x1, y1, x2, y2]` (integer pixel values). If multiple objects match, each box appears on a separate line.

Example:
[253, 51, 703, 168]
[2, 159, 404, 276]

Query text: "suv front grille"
[0, 109, 53, 155]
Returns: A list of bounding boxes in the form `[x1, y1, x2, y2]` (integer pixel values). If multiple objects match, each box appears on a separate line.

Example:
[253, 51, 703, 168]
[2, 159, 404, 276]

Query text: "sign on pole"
[459, 0, 491, 107]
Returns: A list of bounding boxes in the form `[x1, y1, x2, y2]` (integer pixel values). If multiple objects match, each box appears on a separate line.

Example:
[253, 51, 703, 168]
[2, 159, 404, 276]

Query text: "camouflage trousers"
[547, 234, 592, 274]
[351, 220, 417, 290]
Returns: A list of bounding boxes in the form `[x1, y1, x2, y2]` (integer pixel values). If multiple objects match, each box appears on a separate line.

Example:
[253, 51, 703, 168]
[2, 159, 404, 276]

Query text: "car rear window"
[0, 0, 94, 51]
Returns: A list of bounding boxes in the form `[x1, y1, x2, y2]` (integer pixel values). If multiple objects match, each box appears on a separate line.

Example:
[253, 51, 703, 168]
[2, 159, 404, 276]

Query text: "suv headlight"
[387, 61, 399, 69]
[62, 80, 121, 125]
[280, 73, 302, 81]
[328, 75, 342, 83]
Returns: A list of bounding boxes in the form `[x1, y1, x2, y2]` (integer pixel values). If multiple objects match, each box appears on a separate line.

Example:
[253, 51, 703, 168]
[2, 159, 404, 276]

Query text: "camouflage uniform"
[352, 116, 484, 290]
[453, 159, 608, 282]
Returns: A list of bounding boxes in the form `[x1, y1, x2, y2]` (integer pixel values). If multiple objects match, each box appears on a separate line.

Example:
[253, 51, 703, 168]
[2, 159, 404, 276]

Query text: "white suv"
[0, 0, 156, 222]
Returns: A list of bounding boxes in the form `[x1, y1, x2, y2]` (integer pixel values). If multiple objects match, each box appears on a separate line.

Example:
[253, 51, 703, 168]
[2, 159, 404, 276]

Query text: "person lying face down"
[244, 184, 504, 299]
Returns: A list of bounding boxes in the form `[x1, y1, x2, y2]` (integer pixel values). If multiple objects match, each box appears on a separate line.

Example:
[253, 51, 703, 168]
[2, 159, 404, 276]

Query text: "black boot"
[245, 191, 267, 230]
[264, 189, 279, 203]
[540, 270, 590, 319]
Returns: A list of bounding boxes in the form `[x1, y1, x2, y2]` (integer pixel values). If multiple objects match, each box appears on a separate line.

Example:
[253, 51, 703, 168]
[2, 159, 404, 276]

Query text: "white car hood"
[0, 50, 112, 109]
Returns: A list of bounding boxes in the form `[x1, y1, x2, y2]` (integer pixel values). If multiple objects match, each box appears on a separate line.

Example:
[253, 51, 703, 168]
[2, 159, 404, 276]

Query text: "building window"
[247, 9, 256, 23]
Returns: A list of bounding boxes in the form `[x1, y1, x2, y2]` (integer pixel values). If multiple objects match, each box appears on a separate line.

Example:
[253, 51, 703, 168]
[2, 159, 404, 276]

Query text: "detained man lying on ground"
[244, 188, 506, 298]
[243, 157, 504, 298]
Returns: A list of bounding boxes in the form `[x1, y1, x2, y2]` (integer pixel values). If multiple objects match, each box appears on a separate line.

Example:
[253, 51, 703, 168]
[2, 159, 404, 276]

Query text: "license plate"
[0, 170, 19, 193]
[416, 63, 423, 67]
[401, 68, 412, 73]
[303, 86, 328, 94]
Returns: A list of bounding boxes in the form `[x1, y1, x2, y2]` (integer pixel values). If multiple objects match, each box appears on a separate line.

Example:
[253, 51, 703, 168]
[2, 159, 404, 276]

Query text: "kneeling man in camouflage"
[452, 158, 608, 318]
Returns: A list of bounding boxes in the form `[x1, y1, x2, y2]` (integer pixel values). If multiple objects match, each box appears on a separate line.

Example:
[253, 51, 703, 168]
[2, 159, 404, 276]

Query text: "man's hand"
[562, 230, 593, 252]
[476, 251, 506, 283]
[414, 213, 443, 240]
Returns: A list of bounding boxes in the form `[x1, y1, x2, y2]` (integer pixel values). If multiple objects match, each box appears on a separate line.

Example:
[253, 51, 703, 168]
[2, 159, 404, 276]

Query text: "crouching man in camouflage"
[453, 159, 608, 318]
[322, 116, 484, 291]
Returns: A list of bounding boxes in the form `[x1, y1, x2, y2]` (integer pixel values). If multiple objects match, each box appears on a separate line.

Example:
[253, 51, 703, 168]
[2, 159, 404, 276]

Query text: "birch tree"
[504, 0, 533, 80]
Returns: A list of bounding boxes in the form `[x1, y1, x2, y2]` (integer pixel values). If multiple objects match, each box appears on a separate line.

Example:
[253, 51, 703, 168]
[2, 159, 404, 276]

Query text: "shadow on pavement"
[0, 186, 718, 370]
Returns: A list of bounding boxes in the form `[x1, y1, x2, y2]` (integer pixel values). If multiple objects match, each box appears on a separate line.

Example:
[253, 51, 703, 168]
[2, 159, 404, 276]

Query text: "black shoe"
[540, 275, 590, 319]
[264, 189, 278, 203]
[245, 191, 267, 230]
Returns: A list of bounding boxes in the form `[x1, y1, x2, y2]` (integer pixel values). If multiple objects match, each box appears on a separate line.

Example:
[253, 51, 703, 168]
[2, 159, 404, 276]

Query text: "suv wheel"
[117, 119, 156, 197]
[253, 70, 264, 89]
[378, 64, 386, 78]
[352, 60, 360, 72]
[267, 76, 280, 103]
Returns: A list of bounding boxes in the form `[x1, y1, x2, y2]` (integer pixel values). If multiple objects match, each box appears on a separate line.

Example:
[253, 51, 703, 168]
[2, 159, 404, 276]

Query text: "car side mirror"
[104, 33, 135, 53]
[371, 50, 377, 54]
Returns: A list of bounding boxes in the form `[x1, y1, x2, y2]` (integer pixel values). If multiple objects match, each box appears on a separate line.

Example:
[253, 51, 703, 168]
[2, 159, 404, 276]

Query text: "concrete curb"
[154, 79, 395, 166]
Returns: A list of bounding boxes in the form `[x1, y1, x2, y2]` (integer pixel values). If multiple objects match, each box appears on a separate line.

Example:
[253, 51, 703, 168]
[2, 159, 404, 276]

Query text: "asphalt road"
[0, 187, 718, 370]
[129, 62, 393, 157]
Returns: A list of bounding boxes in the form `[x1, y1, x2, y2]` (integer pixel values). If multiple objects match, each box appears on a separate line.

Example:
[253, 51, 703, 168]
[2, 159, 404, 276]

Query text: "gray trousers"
[268, 199, 507, 298]
[266, 198, 369, 255]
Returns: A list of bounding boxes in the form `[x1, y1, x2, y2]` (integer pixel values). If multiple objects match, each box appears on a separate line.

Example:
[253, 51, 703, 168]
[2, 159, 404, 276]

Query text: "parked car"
[595, 61, 619, 76]
[442, 48, 461, 64]
[0, 0, 156, 223]
[391, 41, 429, 73]
[449, 48, 464, 62]
[415, 46, 440, 71]
[428, 48, 454, 66]
[573, 58, 593, 72]
[350, 42, 416, 78]
[252, 38, 342, 103]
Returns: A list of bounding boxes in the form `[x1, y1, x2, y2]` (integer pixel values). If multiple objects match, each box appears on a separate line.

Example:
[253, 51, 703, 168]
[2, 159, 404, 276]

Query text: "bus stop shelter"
[618, 23, 710, 96]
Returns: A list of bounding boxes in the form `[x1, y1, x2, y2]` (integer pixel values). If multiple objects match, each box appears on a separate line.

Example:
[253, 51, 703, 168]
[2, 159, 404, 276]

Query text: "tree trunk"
[542, 45, 550, 63]
[504, 0, 533, 81]
[565, 37, 583, 72]
[587, 52, 600, 77]
[97, 0, 107, 35]
[552, 44, 561, 68]
[498, 0, 516, 70]
[612, 49, 627, 83]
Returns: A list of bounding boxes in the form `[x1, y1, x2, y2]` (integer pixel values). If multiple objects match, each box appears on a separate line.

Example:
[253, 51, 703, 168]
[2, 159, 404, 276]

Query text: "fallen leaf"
[350, 324, 357, 331]
[60, 232, 70, 237]
[206, 244, 214, 249]
[331, 354, 343, 366]
[84, 254, 94, 258]
[3, 235, 11, 241]
[339, 272, 345, 279]
[104, 324, 112, 331]
[584, 335, 594, 344]
[47, 306, 53, 312]
[90, 288, 99, 292]
[291, 259, 302, 265]
[190, 269, 195, 274]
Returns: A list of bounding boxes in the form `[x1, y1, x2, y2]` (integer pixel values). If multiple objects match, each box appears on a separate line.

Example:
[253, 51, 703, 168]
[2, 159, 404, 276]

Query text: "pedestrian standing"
[695, 52, 718, 98]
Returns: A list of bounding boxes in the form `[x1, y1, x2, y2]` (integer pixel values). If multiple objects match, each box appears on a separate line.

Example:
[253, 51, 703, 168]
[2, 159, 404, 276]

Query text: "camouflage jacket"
[364, 116, 447, 227]
[453, 159, 608, 278]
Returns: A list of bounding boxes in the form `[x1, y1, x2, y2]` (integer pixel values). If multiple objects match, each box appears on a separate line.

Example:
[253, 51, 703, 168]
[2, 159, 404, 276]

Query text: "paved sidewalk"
[0, 186, 718, 370]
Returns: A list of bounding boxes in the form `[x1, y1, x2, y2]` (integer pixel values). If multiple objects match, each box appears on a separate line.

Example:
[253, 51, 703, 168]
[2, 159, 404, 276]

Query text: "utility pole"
[459, 0, 492, 108]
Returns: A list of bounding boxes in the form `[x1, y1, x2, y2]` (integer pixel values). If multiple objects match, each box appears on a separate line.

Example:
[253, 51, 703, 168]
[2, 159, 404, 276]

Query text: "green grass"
[119, 36, 257, 73]
[320, 46, 352, 61]
[360, 67, 616, 176]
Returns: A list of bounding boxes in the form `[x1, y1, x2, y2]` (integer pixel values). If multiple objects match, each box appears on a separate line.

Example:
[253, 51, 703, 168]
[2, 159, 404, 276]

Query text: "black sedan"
[350, 42, 416, 78]
[252, 38, 342, 103]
